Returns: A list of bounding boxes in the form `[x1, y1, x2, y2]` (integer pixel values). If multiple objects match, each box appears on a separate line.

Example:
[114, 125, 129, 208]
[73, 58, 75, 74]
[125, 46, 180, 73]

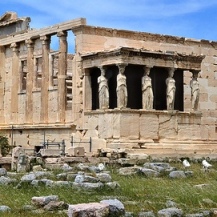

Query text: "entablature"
[81, 47, 205, 70]
[0, 18, 86, 46]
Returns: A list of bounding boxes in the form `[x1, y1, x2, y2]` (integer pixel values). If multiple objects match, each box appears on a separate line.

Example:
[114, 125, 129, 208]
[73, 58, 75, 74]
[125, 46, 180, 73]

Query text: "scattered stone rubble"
[0, 160, 216, 216]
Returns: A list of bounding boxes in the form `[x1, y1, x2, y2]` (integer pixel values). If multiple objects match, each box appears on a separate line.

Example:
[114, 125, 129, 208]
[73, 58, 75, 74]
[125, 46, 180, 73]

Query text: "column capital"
[40, 35, 51, 45]
[190, 69, 200, 74]
[10, 43, 18, 52]
[98, 65, 107, 73]
[57, 31, 68, 38]
[25, 39, 34, 48]
[117, 63, 127, 73]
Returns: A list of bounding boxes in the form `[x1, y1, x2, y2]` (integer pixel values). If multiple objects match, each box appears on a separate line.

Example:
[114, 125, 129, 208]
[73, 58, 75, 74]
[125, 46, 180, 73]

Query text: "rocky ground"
[0, 160, 217, 216]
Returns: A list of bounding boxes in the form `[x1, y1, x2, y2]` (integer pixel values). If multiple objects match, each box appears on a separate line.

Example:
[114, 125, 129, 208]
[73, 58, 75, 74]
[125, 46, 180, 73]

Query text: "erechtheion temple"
[0, 12, 217, 158]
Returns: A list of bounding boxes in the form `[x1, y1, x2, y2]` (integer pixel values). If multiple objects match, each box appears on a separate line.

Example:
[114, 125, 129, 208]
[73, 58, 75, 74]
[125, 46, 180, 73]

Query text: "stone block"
[68, 202, 109, 217]
[140, 113, 159, 139]
[159, 114, 178, 139]
[67, 147, 85, 157]
[120, 113, 139, 139]
[44, 157, 61, 164]
[39, 149, 61, 157]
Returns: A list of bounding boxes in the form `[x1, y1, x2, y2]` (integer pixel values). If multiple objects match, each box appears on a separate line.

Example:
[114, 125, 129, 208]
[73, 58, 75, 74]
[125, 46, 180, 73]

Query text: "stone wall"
[73, 25, 217, 147]
[0, 13, 217, 156]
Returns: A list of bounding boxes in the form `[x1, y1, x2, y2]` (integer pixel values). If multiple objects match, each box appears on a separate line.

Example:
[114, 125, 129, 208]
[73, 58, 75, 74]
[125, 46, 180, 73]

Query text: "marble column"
[190, 70, 200, 111]
[25, 39, 34, 124]
[166, 67, 176, 110]
[57, 31, 68, 123]
[0, 46, 5, 123]
[10, 43, 19, 123]
[84, 69, 92, 111]
[98, 66, 109, 109]
[40, 35, 50, 123]
[142, 66, 153, 110]
[117, 64, 127, 109]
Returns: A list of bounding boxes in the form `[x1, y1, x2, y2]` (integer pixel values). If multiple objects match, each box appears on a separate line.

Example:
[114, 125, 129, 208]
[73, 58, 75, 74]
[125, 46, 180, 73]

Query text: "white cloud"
[1, 0, 217, 41]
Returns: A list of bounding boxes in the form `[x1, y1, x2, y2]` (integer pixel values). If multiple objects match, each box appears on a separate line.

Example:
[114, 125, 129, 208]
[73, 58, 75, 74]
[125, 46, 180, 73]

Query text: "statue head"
[144, 66, 151, 76]
[192, 70, 199, 79]
[168, 68, 175, 77]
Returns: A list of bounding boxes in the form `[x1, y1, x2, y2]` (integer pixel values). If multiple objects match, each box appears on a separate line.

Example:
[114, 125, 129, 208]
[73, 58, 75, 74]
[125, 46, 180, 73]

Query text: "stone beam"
[81, 48, 205, 70]
[0, 18, 86, 46]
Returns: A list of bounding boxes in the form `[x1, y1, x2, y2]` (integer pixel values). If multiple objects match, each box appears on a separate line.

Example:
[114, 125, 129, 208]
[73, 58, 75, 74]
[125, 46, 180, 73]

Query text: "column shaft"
[84, 69, 92, 111]
[40, 36, 50, 123]
[25, 39, 34, 124]
[0, 46, 5, 123]
[10, 43, 19, 123]
[57, 31, 68, 123]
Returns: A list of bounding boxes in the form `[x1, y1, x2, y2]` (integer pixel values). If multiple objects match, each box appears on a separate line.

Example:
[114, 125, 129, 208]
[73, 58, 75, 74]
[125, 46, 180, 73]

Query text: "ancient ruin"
[0, 11, 217, 162]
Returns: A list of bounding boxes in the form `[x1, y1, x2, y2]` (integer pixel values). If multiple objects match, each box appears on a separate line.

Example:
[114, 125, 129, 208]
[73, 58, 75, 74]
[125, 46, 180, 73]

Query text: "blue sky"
[1, 0, 217, 41]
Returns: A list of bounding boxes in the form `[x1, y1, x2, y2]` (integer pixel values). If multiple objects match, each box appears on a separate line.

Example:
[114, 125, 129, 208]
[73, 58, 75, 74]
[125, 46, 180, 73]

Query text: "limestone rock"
[0, 168, 7, 176]
[96, 173, 112, 183]
[100, 199, 125, 216]
[32, 165, 43, 171]
[21, 173, 36, 182]
[169, 171, 186, 179]
[34, 171, 52, 179]
[73, 182, 104, 190]
[53, 181, 71, 187]
[56, 173, 67, 180]
[0, 176, 16, 185]
[31, 195, 59, 207]
[67, 173, 77, 181]
[139, 168, 160, 177]
[43, 201, 68, 211]
[0, 205, 11, 212]
[166, 200, 177, 208]
[22, 204, 36, 211]
[76, 163, 89, 171]
[105, 181, 120, 189]
[74, 174, 85, 183]
[158, 207, 183, 217]
[61, 163, 73, 171]
[84, 175, 99, 183]
[144, 162, 171, 172]
[68, 202, 109, 217]
[118, 166, 140, 175]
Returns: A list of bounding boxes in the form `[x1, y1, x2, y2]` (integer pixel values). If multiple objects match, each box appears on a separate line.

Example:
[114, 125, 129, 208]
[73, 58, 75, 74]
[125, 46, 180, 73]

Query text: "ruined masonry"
[0, 11, 217, 159]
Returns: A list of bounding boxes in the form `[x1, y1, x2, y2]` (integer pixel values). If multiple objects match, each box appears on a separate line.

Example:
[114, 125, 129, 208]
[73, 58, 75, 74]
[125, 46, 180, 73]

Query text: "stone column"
[166, 67, 176, 110]
[10, 43, 19, 123]
[40, 35, 50, 123]
[117, 64, 128, 109]
[57, 31, 68, 123]
[142, 66, 153, 110]
[190, 70, 200, 111]
[98, 66, 109, 109]
[83, 69, 92, 111]
[0, 46, 5, 123]
[25, 39, 34, 124]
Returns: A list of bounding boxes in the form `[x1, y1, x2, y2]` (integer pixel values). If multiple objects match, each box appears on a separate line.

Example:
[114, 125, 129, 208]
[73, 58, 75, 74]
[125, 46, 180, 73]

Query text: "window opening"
[20, 59, 27, 91]
[35, 57, 42, 89]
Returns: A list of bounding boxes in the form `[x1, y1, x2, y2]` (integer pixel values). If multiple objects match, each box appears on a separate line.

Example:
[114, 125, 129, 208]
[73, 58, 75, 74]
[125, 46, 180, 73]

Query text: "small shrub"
[0, 135, 10, 156]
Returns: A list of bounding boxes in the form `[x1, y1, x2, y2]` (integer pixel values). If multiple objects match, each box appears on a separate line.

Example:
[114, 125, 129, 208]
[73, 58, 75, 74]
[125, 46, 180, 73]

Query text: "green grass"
[1, 162, 217, 216]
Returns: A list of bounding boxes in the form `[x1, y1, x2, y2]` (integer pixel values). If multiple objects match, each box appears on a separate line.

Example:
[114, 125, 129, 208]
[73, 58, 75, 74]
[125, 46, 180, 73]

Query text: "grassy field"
[0, 162, 217, 216]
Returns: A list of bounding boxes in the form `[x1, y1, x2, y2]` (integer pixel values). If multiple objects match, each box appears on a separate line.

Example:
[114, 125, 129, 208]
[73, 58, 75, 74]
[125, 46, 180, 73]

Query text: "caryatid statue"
[117, 64, 127, 109]
[142, 66, 153, 110]
[166, 68, 176, 110]
[190, 70, 200, 111]
[98, 66, 109, 109]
